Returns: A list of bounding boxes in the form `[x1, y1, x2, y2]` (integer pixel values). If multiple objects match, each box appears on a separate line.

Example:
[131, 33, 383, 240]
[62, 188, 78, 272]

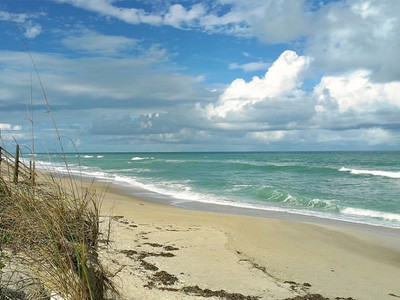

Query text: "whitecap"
[131, 156, 154, 161]
[339, 167, 400, 179]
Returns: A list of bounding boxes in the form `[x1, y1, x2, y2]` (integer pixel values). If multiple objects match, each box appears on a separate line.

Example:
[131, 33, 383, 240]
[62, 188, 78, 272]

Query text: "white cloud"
[54, 0, 168, 26]
[245, 0, 309, 43]
[219, 1, 400, 81]
[314, 70, 400, 114]
[199, 9, 249, 35]
[0, 123, 10, 130]
[1, 46, 393, 150]
[246, 130, 287, 143]
[54, 0, 251, 35]
[207, 50, 310, 118]
[54, 0, 160, 25]
[202, 49, 400, 137]
[0, 123, 21, 131]
[208, 0, 400, 81]
[361, 127, 395, 145]
[194, 48, 400, 150]
[0, 49, 213, 110]
[218, 0, 400, 81]
[229, 61, 270, 72]
[24, 23, 42, 39]
[0, 10, 43, 39]
[61, 29, 138, 55]
[164, 4, 205, 28]
[306, 0, 400, 81]
[230, 0, 400, 81]
[51, 0, 400, 82]
[0, 10, 29, 23]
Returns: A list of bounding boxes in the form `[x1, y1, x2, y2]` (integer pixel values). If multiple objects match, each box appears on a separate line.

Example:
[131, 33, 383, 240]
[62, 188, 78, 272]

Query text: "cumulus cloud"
[219, 0, 400, 81]
[203, 49, 400, 136]
[3, 0, 400, 150]
[315, 70, 400, 114]
[313, 70, 400, 130]
[183, 49, 400, 149]
[3, 43, 398, 150]
[224, 1, 400, 81]
[207, 50, 310, 119]
[306, 0, 400, 81]
[51, 0, 400, 82]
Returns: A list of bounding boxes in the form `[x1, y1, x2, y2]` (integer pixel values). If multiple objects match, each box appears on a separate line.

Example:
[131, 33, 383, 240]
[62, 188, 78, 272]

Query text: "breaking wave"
[339, 167, 400, 179]
[131, 156, 154, 161]
[342, 207, 400, 222]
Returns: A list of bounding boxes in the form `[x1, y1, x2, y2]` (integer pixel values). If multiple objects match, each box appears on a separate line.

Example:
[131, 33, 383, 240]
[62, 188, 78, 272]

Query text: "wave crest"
[342, 207, 400, 222]
[131, 156, 154, 161]
[339, 167, 400, 179]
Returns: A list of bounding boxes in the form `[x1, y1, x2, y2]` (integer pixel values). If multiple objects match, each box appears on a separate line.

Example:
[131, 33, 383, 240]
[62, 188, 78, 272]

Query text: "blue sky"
[0, 0, 399, 152]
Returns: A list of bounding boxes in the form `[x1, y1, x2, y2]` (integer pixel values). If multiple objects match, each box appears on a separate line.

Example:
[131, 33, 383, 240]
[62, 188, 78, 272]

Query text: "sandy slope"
[91, 182, 400, 300]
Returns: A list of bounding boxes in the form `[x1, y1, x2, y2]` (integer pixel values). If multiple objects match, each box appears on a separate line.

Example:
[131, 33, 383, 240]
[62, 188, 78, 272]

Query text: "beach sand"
[88, 181, 400, 300]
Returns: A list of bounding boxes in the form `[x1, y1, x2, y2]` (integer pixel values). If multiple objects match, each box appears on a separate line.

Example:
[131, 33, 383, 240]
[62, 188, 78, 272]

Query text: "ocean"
[31, 152, 400, 229]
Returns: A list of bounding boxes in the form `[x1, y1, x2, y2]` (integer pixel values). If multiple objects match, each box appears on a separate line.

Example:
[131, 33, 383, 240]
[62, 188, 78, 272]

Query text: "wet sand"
[90, 181, 400, 300]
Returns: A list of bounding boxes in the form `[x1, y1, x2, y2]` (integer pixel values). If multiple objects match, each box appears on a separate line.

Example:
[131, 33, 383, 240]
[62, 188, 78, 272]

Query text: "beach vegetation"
[0, 18, 119, 299]
[0, 251, 5, 271]
[0, 161, 116, 299]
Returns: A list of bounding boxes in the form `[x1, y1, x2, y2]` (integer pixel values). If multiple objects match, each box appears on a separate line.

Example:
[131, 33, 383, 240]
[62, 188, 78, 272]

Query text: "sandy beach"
[88, 181, 400, 300]
[2, 0, 400, 298]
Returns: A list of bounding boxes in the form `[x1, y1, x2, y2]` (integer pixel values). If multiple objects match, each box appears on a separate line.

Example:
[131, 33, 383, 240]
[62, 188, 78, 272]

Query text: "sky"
[0, 0, 399, 152]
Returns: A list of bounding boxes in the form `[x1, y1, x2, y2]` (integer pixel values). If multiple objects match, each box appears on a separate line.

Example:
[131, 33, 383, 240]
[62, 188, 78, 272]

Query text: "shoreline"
[94, 173, 400, 237]
[88, 177, 400, 299]
[35, 154, 400, 231]
[51, 170, 400, 244]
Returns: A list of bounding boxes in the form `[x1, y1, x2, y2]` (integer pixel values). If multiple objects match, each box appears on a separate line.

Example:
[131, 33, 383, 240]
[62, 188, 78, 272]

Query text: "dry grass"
[0, 169, 116, 299]
[0, 18, 119, 298]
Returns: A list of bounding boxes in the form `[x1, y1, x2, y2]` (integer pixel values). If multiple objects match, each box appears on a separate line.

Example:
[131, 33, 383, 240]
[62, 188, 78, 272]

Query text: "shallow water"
[31, 151, 400, 228]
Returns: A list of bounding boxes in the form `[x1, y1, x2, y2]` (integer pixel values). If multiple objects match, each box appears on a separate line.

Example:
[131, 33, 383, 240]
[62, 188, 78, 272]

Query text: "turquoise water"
[32, 152, 400, 228]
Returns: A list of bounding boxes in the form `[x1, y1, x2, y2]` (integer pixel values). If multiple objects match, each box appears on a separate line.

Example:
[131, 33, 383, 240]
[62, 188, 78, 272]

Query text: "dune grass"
[0, 166, 116, 299]
[0, 18, 119, 299]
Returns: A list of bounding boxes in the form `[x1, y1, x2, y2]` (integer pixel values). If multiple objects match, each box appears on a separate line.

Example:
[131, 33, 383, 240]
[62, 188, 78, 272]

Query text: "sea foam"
[131, 156, 154, 161]
[342, 207, 400, 222]
[339, 167, 400, 179]
[30, 152, 400, 229]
